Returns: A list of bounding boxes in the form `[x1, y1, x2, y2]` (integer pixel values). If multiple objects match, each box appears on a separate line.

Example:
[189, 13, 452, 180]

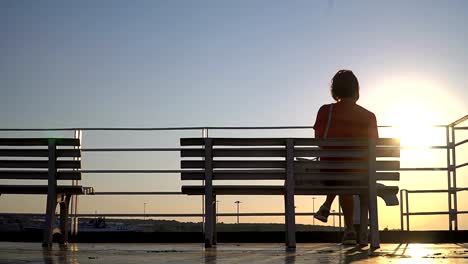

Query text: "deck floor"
[0, 242, 467, 263]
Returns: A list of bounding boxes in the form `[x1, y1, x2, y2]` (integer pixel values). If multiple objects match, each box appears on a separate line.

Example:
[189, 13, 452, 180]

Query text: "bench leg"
[359, 195, 369, 246]
[204, 194, 214, 248]
[368, 192, 380, 249]
[59, 194, 72, 245]
[213, 195, 217, 245]
[284, 193, 296, 249]
[43, 196, 57, 248]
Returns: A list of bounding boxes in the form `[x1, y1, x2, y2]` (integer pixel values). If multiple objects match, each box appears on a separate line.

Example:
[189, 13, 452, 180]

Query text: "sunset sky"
[1, 1, 468, 230]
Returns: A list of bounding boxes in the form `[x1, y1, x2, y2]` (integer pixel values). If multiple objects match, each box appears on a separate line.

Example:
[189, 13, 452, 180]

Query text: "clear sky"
[1, 0, 468, 230]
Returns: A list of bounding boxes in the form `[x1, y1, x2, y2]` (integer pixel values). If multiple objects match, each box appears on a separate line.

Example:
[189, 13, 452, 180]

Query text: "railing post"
[405, 190, 410, 231]
[450, 125, 458, 231]
[201, 128, 206, 232]
[70, 129, 82, 235]
[445, 126, 452, 231]
[400, 190, 404, 231]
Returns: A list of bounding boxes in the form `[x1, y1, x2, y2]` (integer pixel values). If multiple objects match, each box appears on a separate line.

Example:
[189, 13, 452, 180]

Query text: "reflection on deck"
[1, 242, 468, 264]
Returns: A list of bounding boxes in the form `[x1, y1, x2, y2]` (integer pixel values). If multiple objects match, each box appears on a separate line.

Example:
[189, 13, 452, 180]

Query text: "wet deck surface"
[0, 242, 467, 263]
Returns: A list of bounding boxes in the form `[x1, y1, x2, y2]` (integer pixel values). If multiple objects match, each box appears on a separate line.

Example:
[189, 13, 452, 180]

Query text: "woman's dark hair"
[330, 70, 360, 101]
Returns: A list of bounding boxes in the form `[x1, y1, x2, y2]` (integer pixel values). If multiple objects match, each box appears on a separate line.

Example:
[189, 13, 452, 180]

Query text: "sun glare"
[404, 244, 433, 258]
[367, 76, 462, 141]
[389, 101, 438, 149]
[366, 76, 462, 168]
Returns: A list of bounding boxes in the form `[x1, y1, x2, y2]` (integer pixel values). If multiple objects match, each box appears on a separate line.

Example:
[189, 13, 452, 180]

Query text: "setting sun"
[366, 76, 461, 169]
[390, 102, 437, 148]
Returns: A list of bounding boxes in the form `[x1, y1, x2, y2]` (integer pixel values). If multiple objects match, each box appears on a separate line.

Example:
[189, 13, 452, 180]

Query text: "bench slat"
[0, 149, 81, 158]
[295, 186, 398, 195]
[375, 147, 400, 157]
[181, 185, 369, 195]
[0, 171, 81, 180]
[0, 160, 81, 169]
[181, 148, 285, 158]
[182, 170, 285, 180]
[181, 171, 399, 181]
[182, 185, 399, 196]
[181, 138, 399, 147]
[294, 160, 400, 171]
[295, 138, 399, 147]
[297, 147, 399, 158]
[181, 147, 399, 158]
[0, 138, 80, 146]
[294, 172, 364, 182]
[182, 160, 285, 169]
[375, 172, 400, 181]
[182, 160, 399, 171]
[181, 138, 287, 146]
[295, 172, 400, 181]
[0, 185, 84, 194]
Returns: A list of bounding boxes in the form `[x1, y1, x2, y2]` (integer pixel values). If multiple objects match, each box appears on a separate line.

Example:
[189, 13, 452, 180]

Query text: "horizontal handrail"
[0, 212, 340, 218]
[402, 211, 449, 216]
[456, 162, 468, 169]
[402, 189, 453, 194]
[80, 168, 447, 174]
[0, 124, 451, 132]
[455, 139, 468, 147]
[80, 146, 449, 152]
[0, 127, 208, 131]
[81, 148, 183, 152]
[90, 189, 468, 195]
[397, 168, 447, 171]
[400, 146, 448, 149]
[79, 167, 449, 174]
[80, 170, 184, 174]
[93, 192, 182, 195]
[448, 115, 468, 127]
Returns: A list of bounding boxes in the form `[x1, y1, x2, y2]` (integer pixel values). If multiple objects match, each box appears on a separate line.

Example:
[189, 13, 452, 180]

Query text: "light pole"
[144, 203, 147, 221]
[332, 209, 336, 227]
[216, 200, 221, 223]
[312, 197, 316, 225]
[234, 201, 242, 224]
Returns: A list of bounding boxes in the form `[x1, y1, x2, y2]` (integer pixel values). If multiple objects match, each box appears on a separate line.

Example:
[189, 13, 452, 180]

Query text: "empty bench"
[180, 137, 400, 249]
[0, 138, 93, 247]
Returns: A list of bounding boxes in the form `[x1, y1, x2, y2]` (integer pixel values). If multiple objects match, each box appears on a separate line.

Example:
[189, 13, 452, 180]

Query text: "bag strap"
[323, 104, 333, 139]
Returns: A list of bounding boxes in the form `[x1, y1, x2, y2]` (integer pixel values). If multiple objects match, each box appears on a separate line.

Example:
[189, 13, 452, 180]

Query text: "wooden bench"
[0, 138, 93, 247]
[180, 137, 400, 249]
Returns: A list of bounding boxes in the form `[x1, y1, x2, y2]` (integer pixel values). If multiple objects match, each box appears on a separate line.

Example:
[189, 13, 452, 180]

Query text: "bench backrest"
[0, 138, 81, 181]
[180, 138, 400, 190]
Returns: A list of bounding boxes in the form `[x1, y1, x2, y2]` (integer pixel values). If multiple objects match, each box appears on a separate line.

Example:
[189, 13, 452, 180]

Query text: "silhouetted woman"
[313, 70, 378, 244]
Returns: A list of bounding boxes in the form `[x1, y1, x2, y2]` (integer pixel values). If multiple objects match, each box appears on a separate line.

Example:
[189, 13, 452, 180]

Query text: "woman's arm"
[313, 105, 328, 138]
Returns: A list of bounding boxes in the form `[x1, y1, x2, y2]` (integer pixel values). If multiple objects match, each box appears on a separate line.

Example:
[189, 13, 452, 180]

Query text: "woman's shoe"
[342, 230, 357, 245]
[314, 205, 330, 223]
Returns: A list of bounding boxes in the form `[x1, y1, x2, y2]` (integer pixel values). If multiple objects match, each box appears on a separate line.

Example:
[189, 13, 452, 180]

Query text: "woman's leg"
[322, 194, 335, 209]
[339, 194, 354, 231]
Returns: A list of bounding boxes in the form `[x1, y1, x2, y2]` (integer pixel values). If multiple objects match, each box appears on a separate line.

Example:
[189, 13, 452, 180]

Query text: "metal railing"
[400, 115, 468, 231]
[1, 115, 467, 233]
